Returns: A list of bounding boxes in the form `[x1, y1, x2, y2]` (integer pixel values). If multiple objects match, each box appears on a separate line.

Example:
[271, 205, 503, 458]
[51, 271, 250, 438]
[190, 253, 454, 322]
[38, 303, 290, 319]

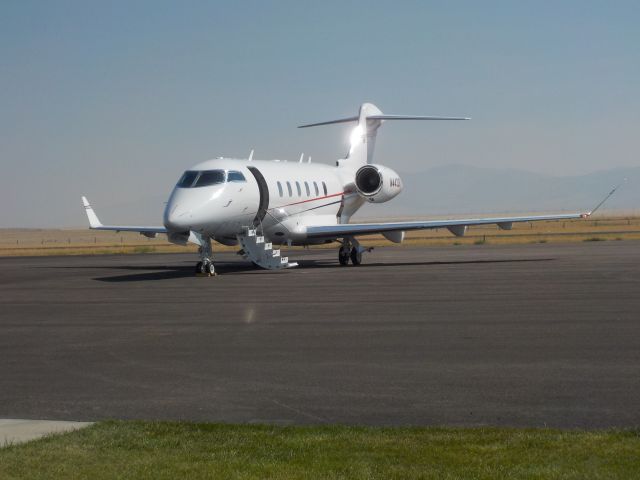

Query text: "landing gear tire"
[338, 246, 350, 266]
[196, 261, 215, 276]
[350, 247, 362, 266]
[205, 262, 216, 276]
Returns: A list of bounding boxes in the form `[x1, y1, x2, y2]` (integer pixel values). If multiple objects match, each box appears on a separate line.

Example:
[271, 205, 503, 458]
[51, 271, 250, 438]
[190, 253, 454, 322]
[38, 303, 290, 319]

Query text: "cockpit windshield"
[177, 171, 199, 188]
[176, 170, 246, 188]
[194, 170, 226, 187]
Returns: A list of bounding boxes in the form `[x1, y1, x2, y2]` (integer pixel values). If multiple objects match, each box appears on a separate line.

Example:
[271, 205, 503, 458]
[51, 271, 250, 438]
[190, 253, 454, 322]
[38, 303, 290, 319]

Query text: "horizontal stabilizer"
[298, 114, 469, 128]
[367, 115, 471, 121]
[298, 116, 359, 128]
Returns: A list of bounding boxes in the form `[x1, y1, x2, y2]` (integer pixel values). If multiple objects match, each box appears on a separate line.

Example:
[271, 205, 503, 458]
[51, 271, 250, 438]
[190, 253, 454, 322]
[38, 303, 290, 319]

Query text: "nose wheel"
[194, 233, 217, 276]
[195, 260, 216, 276]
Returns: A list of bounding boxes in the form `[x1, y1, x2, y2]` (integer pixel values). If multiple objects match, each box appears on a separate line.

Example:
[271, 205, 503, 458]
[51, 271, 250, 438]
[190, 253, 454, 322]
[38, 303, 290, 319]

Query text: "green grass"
[1, 422, 639, 479]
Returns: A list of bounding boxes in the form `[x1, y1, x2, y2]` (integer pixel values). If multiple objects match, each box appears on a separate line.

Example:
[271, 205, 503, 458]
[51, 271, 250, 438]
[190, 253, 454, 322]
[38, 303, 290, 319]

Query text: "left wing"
[82, 196, 167, 237]
[307, 181, 624, 239]
[306, 212, 586, 239]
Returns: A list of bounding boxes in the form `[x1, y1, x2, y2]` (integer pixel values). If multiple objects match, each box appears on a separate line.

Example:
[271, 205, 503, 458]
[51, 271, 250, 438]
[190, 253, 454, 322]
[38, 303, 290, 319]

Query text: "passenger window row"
[276, 180, 328, 199]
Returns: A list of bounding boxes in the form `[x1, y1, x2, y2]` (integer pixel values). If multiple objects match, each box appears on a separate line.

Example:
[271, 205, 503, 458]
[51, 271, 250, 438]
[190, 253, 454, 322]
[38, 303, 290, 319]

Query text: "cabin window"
[304, 181, 310, 196]
[322, 181, 328, 196]
[286, 181, 293, 197]
[193, 170, 226, 187]
[313, 181, 319, 196]
[227, 171, 246, 182]
[295, 181, 302, 196]
[277, 181, 283, 197]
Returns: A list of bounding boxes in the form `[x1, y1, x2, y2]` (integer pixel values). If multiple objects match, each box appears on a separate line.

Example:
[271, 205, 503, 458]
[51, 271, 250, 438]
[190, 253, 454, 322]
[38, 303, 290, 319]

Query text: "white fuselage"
[163, 158, 365, 246]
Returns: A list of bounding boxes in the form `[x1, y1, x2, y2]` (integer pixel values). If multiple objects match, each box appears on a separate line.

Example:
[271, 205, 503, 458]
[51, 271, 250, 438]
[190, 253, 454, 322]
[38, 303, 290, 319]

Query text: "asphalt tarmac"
[1, 242, 639, 428]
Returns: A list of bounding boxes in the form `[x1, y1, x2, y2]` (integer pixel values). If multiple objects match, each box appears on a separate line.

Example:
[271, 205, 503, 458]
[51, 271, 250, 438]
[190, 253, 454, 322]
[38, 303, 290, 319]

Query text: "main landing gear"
[338, 238, 372, 266]
[195, 234, 216, 276]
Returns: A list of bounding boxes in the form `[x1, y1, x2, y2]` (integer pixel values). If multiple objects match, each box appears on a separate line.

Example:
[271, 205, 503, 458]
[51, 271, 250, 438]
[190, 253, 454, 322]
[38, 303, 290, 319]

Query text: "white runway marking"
[0, 419, 92, 446]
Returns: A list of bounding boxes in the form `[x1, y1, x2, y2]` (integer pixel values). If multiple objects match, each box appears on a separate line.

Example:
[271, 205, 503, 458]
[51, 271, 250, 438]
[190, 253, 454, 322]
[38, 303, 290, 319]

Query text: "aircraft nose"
[164, 203, 192, 231]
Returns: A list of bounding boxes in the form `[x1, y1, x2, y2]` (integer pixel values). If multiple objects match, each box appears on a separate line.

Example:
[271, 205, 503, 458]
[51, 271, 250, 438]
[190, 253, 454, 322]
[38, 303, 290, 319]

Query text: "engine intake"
[355, 165, 383, 195]
[354, 164, 403, 203]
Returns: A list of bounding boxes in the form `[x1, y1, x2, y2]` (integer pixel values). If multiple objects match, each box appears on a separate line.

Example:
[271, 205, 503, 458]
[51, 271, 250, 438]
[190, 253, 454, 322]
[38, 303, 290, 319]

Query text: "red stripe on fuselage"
[273, 191, 345, 209]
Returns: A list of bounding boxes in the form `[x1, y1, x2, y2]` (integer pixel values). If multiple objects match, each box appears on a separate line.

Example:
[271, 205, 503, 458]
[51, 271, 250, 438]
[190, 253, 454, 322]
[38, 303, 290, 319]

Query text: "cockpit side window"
[177, 171, 199, 188]
[194, 170, 226, 187]
[227, 171, 246, 182]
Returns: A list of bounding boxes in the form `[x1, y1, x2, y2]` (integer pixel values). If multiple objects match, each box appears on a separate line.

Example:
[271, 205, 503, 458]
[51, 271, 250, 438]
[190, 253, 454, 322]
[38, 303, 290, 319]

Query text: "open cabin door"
[247, 166, 269, 228]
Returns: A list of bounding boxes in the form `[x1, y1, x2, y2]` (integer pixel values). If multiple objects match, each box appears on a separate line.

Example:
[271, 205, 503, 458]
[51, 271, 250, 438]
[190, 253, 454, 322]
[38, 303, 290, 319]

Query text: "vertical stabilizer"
[339, 103, 384, 169]
[297, 103, 469, 170]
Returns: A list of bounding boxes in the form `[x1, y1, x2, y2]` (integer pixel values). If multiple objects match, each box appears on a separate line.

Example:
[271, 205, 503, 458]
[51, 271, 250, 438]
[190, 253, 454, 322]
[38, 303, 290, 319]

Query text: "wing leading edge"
[306, 212, 586, 239]
[307, 180, 625, 239]
[82, 196, 167, 236]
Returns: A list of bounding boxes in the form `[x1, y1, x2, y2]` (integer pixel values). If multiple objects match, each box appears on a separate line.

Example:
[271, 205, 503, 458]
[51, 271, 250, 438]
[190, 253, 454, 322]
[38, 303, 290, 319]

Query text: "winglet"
[585, 179, 627, 217]
[82, 196, 103, 228]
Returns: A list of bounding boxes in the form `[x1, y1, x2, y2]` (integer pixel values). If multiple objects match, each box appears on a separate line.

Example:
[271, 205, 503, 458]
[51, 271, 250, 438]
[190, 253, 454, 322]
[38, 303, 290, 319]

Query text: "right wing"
[82, 196, 167, 237]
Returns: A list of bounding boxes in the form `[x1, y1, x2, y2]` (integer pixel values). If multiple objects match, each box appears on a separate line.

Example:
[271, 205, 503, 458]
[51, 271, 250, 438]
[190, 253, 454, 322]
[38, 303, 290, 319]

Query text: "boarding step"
[237, 226, 298, 270]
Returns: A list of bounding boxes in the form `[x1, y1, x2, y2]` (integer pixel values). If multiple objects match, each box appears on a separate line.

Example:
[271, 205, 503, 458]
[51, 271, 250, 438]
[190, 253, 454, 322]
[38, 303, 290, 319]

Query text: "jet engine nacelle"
[354, 164, 403, 203]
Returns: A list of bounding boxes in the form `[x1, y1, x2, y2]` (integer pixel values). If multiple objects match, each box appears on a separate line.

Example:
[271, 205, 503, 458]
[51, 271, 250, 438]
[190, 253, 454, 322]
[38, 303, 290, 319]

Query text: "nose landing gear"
[195, 234, 216, 276]
[195, 260, 215, 276]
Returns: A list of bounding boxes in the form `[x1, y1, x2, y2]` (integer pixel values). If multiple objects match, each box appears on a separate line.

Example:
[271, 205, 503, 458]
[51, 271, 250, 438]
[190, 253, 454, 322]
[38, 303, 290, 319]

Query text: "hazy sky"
[1, 1, 639, 227]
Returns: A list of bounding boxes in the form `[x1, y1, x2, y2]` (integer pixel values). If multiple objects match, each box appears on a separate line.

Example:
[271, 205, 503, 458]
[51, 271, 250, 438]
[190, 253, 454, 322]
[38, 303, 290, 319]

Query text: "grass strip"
[1, 421, 639, 479]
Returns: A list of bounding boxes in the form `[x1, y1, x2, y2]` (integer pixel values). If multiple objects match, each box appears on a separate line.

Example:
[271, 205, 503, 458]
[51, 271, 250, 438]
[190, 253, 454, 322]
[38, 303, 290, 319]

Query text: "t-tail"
[298, 102, 470, 170]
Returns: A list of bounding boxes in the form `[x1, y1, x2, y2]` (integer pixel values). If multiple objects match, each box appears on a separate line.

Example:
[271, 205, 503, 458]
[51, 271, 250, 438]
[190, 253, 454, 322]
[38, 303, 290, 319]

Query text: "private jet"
[82, 102, 616, 275]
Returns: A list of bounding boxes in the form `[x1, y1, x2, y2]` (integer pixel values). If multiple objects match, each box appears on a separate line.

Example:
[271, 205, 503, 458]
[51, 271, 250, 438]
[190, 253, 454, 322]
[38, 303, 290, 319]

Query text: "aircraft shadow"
[91, 262, 256, 282]
[297, 258, 554, 269]
[89, 257, 554, 282]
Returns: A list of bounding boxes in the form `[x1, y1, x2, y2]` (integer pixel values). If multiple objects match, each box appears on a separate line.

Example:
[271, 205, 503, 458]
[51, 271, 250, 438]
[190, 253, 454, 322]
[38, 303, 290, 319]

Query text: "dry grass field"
[1, 215, 639, 257]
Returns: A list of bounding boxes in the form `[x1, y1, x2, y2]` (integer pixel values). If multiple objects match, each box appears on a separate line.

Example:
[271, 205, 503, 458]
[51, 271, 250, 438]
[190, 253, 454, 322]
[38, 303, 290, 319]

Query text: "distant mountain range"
[83, 165, 639, 228]
[355, 165, 640, 219]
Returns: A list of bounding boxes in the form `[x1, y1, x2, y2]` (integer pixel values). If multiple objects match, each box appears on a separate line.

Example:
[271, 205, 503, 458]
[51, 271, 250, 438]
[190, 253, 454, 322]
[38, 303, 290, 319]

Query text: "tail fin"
[298, 102, 470, 169]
